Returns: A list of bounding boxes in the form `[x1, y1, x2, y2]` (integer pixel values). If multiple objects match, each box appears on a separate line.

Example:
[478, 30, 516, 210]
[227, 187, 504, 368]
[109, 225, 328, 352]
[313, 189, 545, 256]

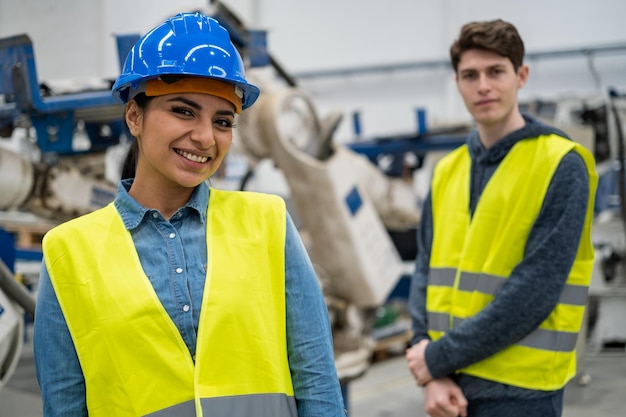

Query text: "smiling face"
[125, 92, 236, 194]
[455, 49, 528, 132]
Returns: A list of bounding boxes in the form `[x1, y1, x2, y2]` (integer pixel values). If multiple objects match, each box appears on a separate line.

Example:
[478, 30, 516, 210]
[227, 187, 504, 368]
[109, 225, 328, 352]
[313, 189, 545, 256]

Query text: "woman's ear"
[125, 101, 143, 137]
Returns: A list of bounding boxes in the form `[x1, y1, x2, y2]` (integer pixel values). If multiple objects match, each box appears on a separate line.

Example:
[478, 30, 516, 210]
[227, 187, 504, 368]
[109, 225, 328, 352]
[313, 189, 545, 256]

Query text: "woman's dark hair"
[121, 140, 139, 180]
[121, 93, 152, 179]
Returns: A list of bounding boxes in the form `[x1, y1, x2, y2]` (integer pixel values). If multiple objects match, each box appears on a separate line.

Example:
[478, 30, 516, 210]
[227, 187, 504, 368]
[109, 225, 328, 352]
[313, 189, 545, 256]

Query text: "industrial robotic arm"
[0, 33, 123, 392]
[0, 32, 123, 219]
[0, 145, 118, 220]
[0, 4, 426, 388]
[234, 71, 421, 381]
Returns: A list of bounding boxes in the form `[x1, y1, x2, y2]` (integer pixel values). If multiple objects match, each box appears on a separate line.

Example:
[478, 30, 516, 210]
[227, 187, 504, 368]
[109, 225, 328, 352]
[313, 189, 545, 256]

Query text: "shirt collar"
[114, 179, 208, 230]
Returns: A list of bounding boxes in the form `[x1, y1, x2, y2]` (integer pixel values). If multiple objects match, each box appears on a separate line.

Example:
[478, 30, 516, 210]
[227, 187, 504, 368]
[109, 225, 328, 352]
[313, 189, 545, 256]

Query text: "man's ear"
[125, 101, 142, 137]
[518, 64, 529, 88]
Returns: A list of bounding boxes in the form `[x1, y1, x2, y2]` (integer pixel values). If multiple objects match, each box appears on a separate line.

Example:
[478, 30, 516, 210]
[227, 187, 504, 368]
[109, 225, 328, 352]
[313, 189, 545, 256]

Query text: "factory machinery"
[0, 1, 467, 397]
[1, 0, 625, 403]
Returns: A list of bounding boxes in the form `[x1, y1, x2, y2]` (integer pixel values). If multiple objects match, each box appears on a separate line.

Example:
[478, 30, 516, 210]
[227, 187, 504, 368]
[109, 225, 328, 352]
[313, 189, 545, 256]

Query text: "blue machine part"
[246, 30, 270, 68]
[0, 10, 273, 156]
[348, 131, 467, 177]
[115, 34, 141, 68]
[0, 229, 16, 274]
[209, 6, 271, 69]
[0, 229, 42, 275]
[0, 34, 125, 155]
[344, 186, 363, 216]
[415, 107, 427, 134]
[594, 162, 626, 215]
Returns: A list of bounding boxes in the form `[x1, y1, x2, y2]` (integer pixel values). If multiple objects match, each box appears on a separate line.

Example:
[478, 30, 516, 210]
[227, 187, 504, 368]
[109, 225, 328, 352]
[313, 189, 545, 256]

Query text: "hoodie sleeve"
[408, 191, 433, 345]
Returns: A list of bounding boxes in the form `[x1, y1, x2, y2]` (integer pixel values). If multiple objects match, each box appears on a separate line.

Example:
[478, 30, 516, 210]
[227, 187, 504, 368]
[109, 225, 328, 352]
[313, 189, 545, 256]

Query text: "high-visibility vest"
[43, 189, 296, 417]
[427, 135, 597, 390]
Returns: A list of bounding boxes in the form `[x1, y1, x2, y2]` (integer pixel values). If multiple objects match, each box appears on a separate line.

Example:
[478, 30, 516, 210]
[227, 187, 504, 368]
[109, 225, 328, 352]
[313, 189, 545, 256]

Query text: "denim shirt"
[34, 180, 346, 416]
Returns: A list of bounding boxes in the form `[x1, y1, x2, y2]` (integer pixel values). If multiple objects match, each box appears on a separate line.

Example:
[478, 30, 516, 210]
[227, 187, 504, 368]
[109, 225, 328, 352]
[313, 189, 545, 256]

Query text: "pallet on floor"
[0, 222, 55, 248]
[372, 319, 412, 362]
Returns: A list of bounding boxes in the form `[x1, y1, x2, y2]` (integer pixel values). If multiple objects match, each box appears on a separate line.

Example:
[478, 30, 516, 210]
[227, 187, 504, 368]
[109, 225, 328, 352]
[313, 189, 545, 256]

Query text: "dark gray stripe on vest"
[429, 268, 457, 287]
[430, 268, 588, 306]
[517, 328, 579, 352]
[144, 393, 297, 417]
[430, 316, 579, 353]
[144, 400, 195, 416]
[458, 272, 505, 295]
[427, 312, 450, 332]
[559, 284, 588, 306]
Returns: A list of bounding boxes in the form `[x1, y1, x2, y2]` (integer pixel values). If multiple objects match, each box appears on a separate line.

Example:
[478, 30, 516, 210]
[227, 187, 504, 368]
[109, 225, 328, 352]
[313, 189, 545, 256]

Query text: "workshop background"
[1, 0, 625, 138]
[1, 0, 625, 416]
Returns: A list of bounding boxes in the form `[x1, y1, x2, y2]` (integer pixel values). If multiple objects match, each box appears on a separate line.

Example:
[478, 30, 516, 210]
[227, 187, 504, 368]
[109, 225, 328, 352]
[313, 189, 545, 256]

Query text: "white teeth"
[176, 150, 209, 163]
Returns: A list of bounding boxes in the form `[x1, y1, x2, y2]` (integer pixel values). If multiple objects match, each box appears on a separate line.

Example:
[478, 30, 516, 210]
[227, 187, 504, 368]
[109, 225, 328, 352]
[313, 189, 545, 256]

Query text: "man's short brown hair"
[450, 19, 525, 72]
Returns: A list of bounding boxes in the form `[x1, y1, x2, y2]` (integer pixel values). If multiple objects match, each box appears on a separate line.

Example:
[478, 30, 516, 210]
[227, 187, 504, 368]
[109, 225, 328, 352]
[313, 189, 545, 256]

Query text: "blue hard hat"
[112, 12, 260, 109]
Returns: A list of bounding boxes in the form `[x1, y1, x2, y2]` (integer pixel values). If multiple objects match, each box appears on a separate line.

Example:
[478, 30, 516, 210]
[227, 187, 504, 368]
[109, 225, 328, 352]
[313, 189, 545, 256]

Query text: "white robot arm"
[235, 72, 421, 380]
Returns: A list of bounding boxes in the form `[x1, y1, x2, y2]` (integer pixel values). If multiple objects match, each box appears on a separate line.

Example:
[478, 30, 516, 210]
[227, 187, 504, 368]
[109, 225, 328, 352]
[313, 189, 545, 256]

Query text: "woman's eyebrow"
[166, 96, 202, 110]
[165, 97, 236, 116]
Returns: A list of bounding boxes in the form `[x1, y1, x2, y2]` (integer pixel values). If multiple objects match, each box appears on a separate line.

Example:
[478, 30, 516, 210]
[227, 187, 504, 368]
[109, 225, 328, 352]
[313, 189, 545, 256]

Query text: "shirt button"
[176, 267, 183, 274]
[182, 305, 190, 312]
[152, 212, 158, 218]
[169, 232, 175, 239]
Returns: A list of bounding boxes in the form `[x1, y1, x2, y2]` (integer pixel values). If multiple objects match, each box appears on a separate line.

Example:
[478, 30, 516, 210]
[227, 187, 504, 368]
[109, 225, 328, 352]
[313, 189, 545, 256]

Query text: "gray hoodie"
[408, 114, 591, 399]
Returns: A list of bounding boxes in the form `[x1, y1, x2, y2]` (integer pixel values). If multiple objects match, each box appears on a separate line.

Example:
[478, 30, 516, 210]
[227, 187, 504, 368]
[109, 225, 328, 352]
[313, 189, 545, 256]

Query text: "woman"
[34, 12, 346, 417]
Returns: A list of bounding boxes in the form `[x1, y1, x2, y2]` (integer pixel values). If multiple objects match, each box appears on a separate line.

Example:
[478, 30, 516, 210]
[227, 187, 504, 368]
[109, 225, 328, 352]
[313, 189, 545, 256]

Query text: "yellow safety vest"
[427, 134, 597, 391]
[43, 189, 296, 417]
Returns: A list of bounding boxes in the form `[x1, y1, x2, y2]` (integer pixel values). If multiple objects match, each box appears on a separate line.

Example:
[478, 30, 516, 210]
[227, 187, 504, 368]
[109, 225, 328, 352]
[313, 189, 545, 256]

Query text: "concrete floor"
[1, 327, 42, 417]
[2, 326, 625, 416]
[347, 352, 626, 416]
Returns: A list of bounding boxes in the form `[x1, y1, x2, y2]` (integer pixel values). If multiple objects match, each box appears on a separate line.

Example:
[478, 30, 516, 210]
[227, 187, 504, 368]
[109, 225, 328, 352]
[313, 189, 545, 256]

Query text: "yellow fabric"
[428, 134, 597, 390]
[43, 189, 292, 416]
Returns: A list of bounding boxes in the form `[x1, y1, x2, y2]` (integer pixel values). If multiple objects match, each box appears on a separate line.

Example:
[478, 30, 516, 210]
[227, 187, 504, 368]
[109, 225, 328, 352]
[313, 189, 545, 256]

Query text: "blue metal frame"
[0, 229, 17, 274]
[0, 34, 128, 155]
[0, 16, 272, 156]
[347, 131, 467, 176]
[207, 6, 270, 69]
[0, 228, 43, 274]
[348, 132, 466, 157]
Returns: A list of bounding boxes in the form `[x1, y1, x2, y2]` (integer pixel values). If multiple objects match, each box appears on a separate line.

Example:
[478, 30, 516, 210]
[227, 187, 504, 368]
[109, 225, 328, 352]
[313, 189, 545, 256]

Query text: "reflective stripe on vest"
[43, 189, 295, 417]
[145, 394, 297, 417]
[427, 134, 597, 391]
[427, 270, 589, 352]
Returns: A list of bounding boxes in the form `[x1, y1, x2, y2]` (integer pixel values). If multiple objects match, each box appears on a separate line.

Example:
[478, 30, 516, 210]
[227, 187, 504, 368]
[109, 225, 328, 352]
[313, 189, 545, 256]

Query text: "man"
[405, 19, 597, 417]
